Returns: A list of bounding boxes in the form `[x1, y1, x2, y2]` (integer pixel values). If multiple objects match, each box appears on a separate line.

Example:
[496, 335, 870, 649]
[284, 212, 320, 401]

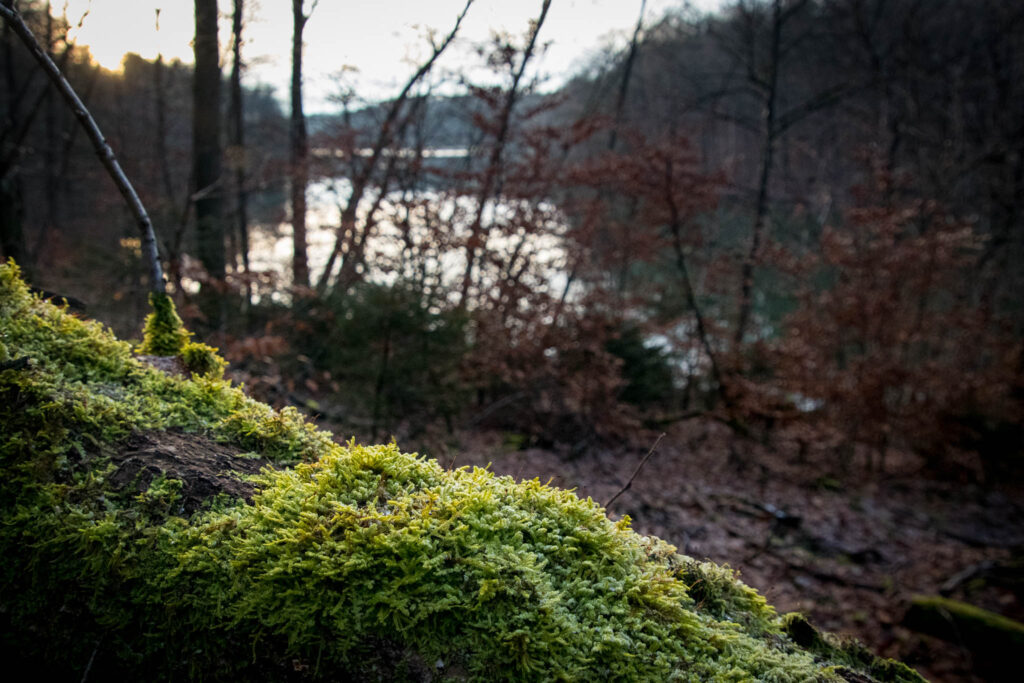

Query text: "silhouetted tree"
[457, 0, 553, 308]
[192, 0, 224, 292]
[316, 0, 475, 295]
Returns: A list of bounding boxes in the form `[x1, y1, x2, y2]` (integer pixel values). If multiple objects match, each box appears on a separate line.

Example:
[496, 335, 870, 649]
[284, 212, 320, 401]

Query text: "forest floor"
[424, 421, 1024, 683]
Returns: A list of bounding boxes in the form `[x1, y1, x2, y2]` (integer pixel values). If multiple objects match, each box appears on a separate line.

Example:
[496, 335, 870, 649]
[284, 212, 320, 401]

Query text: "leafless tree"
[456, 0, 553, 308]
[316, 0, 476, 295]
[192, 0, 225, 287]
[289, 0, 318, 288]
[229, 0, 250, 284]
[721, 0, 849, 345]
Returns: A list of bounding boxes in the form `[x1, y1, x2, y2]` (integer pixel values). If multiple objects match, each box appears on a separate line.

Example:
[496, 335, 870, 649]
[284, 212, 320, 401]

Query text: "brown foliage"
[465, 295, 635, 447]
[773, 183, 1023, 475]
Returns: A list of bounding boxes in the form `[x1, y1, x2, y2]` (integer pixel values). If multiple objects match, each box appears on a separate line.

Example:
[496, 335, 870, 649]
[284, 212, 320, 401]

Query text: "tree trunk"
[41, 3, 56, 252]
[608, 0, 646, 151]
[734, 0, 782, 347]
[230, 0, 250, 285]
[0, 15, 25, 270]
[289, 0, 310, 289]
[192, 0, 225, 286]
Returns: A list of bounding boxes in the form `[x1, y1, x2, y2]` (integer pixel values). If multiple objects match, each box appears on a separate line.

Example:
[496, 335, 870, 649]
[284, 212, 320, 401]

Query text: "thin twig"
[445, 452, 459, 471]
[80, 638, 101, 683]
[604, 433, 666, 509]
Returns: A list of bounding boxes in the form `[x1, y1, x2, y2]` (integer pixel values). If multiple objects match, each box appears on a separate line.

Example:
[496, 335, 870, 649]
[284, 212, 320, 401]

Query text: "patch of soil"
[440, 420, 1024, 683]
[109, 430, 268, 514]
[137, 354, 189, 378]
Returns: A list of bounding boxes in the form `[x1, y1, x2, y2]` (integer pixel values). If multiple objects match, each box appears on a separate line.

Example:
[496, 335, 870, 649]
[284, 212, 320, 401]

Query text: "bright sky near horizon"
[58, 0, 722, 111]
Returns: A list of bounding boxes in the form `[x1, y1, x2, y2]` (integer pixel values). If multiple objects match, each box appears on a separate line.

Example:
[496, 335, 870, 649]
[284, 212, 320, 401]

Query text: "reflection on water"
[247, 184, 341, 285]
[247, 178, 570, 295]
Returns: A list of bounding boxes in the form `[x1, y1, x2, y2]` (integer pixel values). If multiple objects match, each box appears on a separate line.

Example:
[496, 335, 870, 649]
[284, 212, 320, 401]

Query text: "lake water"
[247, 177, 570, 297]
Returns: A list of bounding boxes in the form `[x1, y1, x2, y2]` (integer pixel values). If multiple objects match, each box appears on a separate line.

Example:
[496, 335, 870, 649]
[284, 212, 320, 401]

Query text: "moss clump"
[0, 261, 924, 681]
[781, 613, 923, 682]
[139, 291, 191, 355]
[904, 594, 1024, 669]
[180, 340, 228, 378]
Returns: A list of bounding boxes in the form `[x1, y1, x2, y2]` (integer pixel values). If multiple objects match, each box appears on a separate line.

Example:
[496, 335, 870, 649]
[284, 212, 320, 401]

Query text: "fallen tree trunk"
[0, 262, 923, 681]
[904, 595, 1024, 675]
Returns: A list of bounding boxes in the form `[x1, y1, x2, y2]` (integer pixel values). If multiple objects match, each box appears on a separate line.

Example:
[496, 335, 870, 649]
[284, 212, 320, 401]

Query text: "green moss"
[139, 291, 191, 356]
[0, 261, 922, 681]
[180, 340, 228, 378]
[781, 613, 924, 683]
[677, 559, 777, 633]
[906, 595, 1024, 641]
[904, 594, 1024, 669]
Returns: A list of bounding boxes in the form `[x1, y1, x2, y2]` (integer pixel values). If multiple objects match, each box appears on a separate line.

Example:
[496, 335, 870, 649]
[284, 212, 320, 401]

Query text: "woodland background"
[2, 1, 1023, 680]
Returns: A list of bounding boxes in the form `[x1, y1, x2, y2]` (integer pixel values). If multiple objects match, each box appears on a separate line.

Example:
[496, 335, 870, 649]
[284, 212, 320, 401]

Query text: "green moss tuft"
[0, 261, 924, 681]
[180, 341, 228, 378]
[139, 291, 191, 356]
[678, 559, 776, 633]
[904, 594, 1024, 670]
[782, 613, 925, 683]
[781, 612, 829, 650]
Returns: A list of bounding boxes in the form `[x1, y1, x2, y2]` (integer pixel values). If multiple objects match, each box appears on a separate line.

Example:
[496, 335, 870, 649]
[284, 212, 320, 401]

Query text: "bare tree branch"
[317, 0, 476, 293]
[0, 1, 165, 293]
[608, 0, 647, 151]
[457, 0, 553, 307]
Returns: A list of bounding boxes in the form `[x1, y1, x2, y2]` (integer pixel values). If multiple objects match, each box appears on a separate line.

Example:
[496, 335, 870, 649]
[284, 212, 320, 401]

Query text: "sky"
[59, 0, 723, 111]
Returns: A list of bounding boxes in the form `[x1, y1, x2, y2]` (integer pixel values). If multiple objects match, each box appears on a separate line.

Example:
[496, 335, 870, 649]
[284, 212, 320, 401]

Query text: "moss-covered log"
[0, 261, 924, 681]
[904, 595, 1024, 674]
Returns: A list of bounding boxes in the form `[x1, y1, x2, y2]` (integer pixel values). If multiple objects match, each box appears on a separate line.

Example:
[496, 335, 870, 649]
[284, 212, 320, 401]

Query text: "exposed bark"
[0, 0, 165, 293]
